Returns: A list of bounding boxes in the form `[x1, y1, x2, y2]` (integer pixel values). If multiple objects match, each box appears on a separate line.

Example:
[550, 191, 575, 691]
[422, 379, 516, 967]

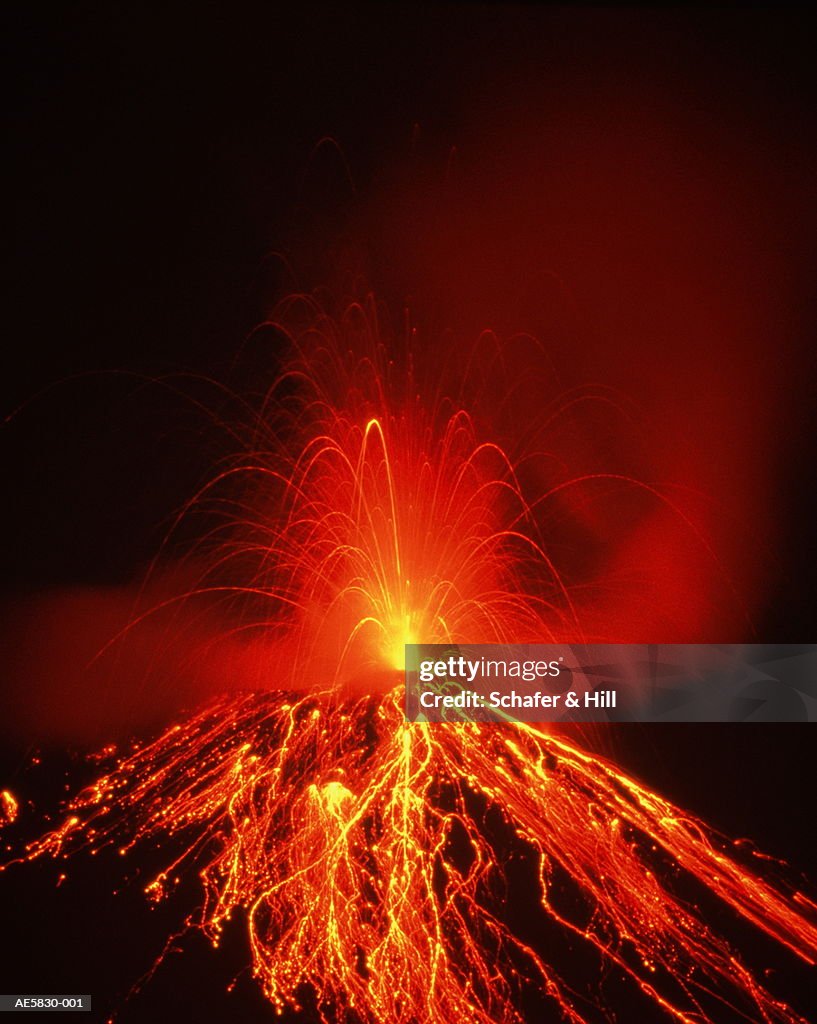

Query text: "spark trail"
[4, 297, 816, 1023]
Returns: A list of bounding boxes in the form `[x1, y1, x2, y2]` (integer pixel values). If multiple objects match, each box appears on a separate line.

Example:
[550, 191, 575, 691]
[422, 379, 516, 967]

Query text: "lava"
[3, 296, 815, 1022]
[0, 790, 18, 826]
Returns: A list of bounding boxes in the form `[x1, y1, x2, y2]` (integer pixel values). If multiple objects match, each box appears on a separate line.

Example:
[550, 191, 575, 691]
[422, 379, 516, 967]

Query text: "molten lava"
[3, 296, 815, 1023]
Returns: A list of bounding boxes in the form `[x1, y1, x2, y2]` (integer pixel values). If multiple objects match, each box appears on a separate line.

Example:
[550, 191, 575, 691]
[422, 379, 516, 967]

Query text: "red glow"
[4, 301, 815, 1022]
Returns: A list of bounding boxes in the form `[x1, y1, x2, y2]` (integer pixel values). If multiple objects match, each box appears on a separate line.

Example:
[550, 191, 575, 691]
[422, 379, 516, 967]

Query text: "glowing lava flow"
[0, 790, 18, 826]
[5, 297, 817, 1023]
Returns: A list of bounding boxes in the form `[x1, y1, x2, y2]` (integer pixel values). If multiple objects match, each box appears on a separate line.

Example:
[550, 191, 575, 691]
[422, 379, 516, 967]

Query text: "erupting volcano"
[3, 297, 815, 1024]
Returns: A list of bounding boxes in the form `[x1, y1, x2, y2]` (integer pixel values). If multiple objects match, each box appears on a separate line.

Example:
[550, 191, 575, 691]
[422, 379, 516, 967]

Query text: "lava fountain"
[3, 295, 815, 1023]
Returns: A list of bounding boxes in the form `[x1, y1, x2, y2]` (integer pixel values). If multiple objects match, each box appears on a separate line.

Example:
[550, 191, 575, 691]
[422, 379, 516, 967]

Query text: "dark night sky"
[2, 5, 816, 1023]
[3, 3, 816, 621]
